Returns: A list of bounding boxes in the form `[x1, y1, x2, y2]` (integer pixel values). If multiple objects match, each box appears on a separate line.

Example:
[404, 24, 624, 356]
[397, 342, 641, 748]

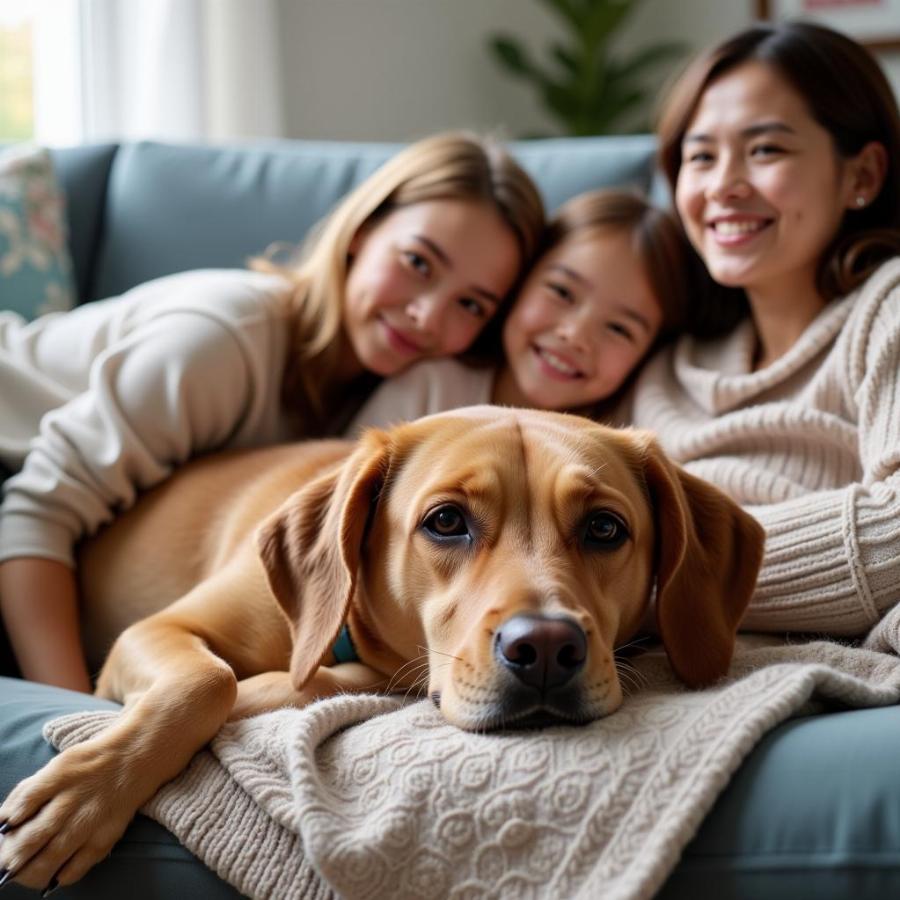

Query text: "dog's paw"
[0, 743, 139, 889]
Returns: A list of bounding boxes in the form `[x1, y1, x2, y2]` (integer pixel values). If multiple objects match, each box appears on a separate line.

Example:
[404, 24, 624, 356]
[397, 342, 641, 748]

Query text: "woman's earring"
[856, 196, 867, 208]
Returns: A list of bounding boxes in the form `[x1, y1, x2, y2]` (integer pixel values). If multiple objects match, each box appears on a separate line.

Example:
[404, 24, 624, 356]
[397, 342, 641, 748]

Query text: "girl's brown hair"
[656, 20, 900, 338]
[256, 131, 546, 429]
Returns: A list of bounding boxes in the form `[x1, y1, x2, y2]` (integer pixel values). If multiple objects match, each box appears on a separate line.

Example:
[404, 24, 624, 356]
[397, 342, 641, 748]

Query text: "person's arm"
[742, 267, 900, 635]
[0, 557, 92, 692]
[0, 311, 255, 568]
[0, 310, 259, 684]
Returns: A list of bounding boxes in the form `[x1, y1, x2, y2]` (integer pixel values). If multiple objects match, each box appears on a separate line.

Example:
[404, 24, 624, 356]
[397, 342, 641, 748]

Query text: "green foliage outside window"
[0, 18, 34, 141]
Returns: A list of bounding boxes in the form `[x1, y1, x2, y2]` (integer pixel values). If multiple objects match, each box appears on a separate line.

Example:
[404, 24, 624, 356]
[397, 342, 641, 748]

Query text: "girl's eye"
[607, 322, 635, 342]
[547, 281, 574, 303]
[404, 251, 431, 276]
[685, 149, 714, 165]
[458, 297, 487, 319]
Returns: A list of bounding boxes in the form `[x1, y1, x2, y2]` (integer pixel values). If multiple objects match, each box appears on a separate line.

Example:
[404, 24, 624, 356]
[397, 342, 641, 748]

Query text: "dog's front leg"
[0, 616, 237, 890]
[229, 662, 388, 720]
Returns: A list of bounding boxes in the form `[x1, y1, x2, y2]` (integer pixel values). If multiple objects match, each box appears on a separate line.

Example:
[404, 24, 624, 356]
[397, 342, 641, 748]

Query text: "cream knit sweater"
[630, 258, 900, 636]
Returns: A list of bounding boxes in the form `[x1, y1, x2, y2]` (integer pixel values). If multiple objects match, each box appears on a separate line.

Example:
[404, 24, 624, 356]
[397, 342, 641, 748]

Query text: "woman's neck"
[746, 273, 828, 370]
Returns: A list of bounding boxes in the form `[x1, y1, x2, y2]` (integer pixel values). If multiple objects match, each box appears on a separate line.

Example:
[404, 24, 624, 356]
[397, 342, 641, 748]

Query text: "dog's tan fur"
[0, 406, 763, 888]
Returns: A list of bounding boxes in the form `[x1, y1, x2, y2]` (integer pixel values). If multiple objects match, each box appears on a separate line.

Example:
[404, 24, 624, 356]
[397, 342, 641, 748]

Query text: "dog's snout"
[495, 614, 586, 691]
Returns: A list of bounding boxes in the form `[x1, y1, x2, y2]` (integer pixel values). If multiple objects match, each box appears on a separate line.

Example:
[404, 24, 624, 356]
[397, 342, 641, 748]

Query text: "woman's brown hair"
[656, 20, 900, 338]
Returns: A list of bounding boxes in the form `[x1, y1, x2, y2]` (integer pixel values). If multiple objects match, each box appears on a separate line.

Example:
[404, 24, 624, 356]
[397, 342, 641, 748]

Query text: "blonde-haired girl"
[0, 131, 545, 692]
[257, 131, 545, 427]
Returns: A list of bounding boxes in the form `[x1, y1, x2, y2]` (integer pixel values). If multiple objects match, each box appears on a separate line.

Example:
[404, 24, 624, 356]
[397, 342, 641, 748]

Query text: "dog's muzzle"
[489, 613, 590, 727]
[495, 613, 587, 690]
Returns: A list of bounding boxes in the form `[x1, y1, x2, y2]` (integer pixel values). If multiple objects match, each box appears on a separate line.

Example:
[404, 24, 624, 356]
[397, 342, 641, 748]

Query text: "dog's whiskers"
[387, 663, 429, 695]
[386, 655, 430, 694]
[407, 670, 431, 697]
[417, 645, 463, 663]
[615, 658, 648, 697]
[614, 635, 652, 656]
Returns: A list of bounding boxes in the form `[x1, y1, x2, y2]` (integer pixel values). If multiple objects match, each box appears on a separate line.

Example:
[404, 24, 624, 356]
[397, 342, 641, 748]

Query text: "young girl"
[630, 20, 900, 636]
[349, 189, 690, 431]
[0, 131, 545, 692]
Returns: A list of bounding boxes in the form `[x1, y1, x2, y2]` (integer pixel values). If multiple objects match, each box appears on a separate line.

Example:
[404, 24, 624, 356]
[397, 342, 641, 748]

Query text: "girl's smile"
[531, 344, 583, 380]
[377, 316, 427, 356]
[496, 229, 661, 411]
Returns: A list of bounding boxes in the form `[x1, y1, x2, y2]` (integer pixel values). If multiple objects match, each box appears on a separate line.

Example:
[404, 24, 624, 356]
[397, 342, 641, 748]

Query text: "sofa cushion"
[86, 136, 659, 302]
[0, 678, 244, 900]
[50, 144, 117, 302]
[660, 704, 900, 900]
[0, 146, 77, 319]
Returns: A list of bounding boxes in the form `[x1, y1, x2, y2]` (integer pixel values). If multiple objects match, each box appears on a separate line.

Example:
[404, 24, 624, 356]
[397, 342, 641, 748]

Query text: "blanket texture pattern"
[45, 629, 900, 900]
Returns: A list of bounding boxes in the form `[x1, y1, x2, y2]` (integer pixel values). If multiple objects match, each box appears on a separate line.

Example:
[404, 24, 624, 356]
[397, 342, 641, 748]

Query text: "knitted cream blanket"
[45, 615, 900, 900]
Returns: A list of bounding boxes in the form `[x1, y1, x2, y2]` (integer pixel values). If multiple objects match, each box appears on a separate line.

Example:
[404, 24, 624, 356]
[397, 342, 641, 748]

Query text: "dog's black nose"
[495, 614, 587, 691]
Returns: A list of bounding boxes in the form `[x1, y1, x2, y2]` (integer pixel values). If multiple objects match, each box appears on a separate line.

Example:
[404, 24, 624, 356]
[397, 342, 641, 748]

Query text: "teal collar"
[332, 624, 358, 664]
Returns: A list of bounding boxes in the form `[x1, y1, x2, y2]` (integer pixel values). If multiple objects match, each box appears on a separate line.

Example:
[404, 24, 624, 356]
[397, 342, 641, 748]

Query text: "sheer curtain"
[41, 0, 286, 144]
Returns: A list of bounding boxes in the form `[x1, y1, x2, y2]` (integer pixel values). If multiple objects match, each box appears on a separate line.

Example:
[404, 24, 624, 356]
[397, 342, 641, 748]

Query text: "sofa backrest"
[51, 135, 664, 305]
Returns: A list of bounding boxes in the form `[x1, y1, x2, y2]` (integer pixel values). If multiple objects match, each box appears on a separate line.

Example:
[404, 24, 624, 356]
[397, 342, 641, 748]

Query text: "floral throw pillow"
[0, 144, 76, 320]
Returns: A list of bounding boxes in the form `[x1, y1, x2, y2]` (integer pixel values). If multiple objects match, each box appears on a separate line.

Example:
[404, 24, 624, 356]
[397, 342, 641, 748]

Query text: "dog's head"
[257, 406, 764, 730]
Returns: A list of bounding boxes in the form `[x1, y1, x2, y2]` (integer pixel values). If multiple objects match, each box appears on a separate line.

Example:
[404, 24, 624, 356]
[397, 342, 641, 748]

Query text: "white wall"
[276, 0, 900, 141]
[277, 0, 563, 140]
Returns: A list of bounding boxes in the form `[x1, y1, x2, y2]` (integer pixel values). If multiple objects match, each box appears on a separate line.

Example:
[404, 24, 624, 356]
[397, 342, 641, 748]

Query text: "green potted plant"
[488, 0, 686, 135]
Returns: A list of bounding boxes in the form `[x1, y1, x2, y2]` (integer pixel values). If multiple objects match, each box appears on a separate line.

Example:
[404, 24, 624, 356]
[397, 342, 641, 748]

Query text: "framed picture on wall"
[755, 0, 900, 51]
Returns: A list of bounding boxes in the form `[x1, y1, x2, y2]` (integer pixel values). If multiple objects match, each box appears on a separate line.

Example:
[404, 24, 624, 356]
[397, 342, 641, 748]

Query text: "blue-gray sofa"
[2, 136, 899, 898]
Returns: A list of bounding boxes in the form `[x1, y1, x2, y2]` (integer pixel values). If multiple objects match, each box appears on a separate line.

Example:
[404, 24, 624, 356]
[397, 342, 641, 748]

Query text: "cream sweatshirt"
[348, 357, 494, 435]
[0, 269, 298, 566]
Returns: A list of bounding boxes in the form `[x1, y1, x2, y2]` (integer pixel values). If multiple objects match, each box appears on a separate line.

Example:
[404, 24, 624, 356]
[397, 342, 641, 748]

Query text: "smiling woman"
[674, 59, 886, 366]
[629, 20, 900, 637]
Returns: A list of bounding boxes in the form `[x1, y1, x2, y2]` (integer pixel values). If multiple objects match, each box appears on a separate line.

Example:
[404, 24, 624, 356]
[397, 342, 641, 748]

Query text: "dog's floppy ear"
[638, 434, 765, 688]
[256, 429, 390, 689]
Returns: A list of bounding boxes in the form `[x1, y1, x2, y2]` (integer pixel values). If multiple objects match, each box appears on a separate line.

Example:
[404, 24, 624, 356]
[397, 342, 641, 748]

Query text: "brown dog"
[0, 406, 763, 889]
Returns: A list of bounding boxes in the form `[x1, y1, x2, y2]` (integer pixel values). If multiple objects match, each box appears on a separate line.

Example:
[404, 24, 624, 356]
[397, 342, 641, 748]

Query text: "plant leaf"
[541, 80, 585, 119]
[549, 42, 579, 77]
[582, 0, 636, 51]
[485, 0, 688, 137]
[489, 37, 535, 77]
[535, 0, 583, 31]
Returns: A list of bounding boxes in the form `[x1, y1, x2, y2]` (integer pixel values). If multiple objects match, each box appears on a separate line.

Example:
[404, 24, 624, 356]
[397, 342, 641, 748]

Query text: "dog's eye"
[423, 504, 469, 539]
[582, 511, 629, 550]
